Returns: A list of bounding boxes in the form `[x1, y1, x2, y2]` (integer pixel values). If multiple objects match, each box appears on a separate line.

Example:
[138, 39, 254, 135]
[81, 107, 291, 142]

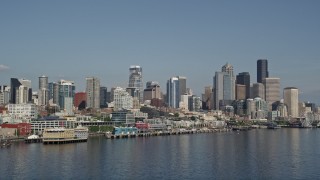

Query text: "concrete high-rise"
[284, 87, 299, 118]
[48, 82, 59, 105]
[86, 77, 100, 109]
[263, 77, 280, 111]
[143, 81, 161, 102]
[0, 85, 10, 105]
[236, 72, 250, 99]
[236, 84, 246, 100]
[252, 83, 265, 99]
[202, 86, 212, 110]
[38, 76, 49, 107]
[257, 59, 269, 83]
[177, 76, 187, 97]
[128, 65, 143, 102]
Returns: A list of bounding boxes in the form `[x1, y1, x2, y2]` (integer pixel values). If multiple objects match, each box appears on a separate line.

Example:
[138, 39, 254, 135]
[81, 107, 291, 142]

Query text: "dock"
[25, 138, 42, 143]
[43, 139, 87, 145]
[106, 128, 230, 139]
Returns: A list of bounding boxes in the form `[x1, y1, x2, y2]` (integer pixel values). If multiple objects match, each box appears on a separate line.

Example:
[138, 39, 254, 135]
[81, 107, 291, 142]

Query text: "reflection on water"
[1, 129, 320, 179]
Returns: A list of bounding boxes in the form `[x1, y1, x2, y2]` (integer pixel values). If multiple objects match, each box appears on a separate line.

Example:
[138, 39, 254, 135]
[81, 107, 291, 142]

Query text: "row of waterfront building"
[0, 60, 318, 123]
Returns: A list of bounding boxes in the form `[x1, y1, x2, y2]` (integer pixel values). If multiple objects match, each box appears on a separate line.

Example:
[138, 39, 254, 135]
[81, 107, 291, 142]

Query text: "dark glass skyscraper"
[10, 78, 22, 103]
[257, 59, 269, 83]
[100, 87, 107, 108]
[236, 72, 250, 99]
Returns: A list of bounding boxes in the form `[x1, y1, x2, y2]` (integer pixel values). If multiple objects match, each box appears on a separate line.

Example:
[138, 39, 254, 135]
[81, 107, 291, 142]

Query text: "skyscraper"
[236, 72, 250, 99]
[10, 78, 32, 104]
[0, 85, 10, 105]
[38, 76, 49, 107]
[10, 78, 22, 104]
[284, 87, 299, 118]
[58, 80, 75, 111]
[166, 77, 179, 108]
[236, 84, 246, 100]
[213, 63, 235, 110]
[202, 86, 212, 110]
[257, 59, 269, 83]
[86, 77, 100, 109]
[221, 63, 235, 100]
[128, 65, 143, 102]
[177, 76, 187, 97]
[263, 77, 280, 111]
[100, 87, 107, 108]
[252, 83, 265, 99]
[48, 82, 59, 105]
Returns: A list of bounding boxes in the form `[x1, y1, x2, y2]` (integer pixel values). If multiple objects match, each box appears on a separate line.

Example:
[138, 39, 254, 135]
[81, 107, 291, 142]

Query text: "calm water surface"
[1, 128, 320, 179]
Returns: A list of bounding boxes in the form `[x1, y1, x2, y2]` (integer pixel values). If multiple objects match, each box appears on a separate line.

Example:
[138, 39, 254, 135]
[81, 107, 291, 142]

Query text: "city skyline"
[0, 1, 319, 103]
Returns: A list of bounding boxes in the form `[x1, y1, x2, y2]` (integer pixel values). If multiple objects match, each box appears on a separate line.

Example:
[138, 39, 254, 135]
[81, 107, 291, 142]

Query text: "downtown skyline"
[0, 1, 319, 103]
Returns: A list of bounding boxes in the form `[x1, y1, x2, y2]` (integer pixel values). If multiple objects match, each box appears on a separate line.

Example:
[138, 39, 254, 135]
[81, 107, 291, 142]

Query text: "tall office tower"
[202, 86, 212, 110]
[0, 85, 10, 105]
[263, 78, 280, 111]
[10, 78, 32, 104]
[167, 77, 179, 108]
[178, 76, 187, 97]
[48, 82, 59, 105]
[222, 63, 234, 76]
[128, 65, 143, 102]
[113, 87, 133, 111]
[284, 87, 299, 118]
[10, 78, 21, 104]
[58, 80, 75, 112]
[236, 84, 246, 100]
[100, 87, 108, 108]
[214, 65, 235, 110]
[86, 77, 100, 109]
[38, 76, 49, 107]
[236, 72, 250, 99]
[221, 63, 235, 100]
[257, 59, 269, 83]
[143, 81, 161, 102]
[110, 87, 116, 102]
[252, 83, 265, 99]
[188, 95, 201, 112]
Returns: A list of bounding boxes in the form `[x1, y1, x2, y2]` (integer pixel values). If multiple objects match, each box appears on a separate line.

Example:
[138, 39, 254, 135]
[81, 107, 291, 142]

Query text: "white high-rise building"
[86, 77, 100, 109]
[114, 87, 133, 111]
[8, 103, 38, 120]
[284, 87, 299, 118]
[263, 77, 280, 111]
[0, 85, 10, 105]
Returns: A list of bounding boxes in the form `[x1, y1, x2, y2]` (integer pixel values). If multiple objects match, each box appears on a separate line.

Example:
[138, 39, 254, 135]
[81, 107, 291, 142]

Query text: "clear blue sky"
[0, 1, 319, 103]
